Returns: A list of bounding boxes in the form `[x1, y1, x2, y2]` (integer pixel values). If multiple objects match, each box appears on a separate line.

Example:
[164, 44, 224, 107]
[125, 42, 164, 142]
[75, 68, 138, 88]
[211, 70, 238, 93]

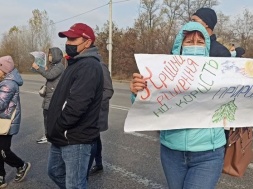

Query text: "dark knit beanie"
[235, 47, 245, 57]
[193, 8, 217, 30]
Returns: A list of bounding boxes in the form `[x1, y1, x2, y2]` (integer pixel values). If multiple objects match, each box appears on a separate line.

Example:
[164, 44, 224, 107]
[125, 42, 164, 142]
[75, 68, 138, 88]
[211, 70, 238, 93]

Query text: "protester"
[130, 22, 226, 189]
[0, 56, 31, 188]
[229, 45, 245, 58]
[46, 23, 104, 189]
[191, 7, 231, 57]
[32, 47, 64, 144]
[88, 62, 114, 177]
[230, 44, 236, 57]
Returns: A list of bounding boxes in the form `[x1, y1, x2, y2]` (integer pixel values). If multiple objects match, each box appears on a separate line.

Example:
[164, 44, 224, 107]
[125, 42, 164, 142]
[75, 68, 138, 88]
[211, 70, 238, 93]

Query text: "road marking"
[20, 90, 38, 94]
[104, 161, 167, 189]
[125, 132, 159, 142]
[105, 140, 160, 161]
[110, 104, 129, 111]
[110, 104, 160, 142]
[21, 90, 131, 111]
[21, 90, 158, 142]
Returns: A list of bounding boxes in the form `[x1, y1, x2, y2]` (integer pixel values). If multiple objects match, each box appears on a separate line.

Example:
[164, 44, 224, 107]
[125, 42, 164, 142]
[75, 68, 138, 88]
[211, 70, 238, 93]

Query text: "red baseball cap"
[58, 23, 95, 42]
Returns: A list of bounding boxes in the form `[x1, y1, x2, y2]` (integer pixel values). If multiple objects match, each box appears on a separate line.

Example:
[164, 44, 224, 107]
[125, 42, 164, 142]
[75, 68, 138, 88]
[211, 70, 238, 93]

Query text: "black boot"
[89, 165, 103, 176]
[0, 176, 7, 188]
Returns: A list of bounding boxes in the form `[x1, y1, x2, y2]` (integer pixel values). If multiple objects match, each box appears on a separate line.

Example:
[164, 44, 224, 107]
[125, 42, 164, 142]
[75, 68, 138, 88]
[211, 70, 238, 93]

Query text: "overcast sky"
[0, 0, 253, 49]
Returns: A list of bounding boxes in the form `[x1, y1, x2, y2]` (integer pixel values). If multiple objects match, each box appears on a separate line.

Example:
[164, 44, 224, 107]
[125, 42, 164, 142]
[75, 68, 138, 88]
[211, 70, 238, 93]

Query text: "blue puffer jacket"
[0, 68, 23, 135]
[132, 22, 226, 152]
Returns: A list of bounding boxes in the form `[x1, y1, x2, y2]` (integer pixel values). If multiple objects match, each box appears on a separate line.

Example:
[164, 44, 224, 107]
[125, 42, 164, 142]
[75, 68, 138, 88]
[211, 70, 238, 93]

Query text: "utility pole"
[108, 0, 113, 76]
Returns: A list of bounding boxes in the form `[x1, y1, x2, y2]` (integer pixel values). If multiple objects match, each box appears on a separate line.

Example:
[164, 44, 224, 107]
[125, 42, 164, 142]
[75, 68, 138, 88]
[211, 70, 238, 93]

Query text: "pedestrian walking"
[0, 56, 31, 188]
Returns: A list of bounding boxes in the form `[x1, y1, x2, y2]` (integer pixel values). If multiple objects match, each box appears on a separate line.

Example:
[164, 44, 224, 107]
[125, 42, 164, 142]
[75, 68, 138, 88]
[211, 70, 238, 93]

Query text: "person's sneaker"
[89, 165, 103, 176]
[0, 176, 7, 188]
[14, 162, 31, 182]
[36, 136, 47, 144]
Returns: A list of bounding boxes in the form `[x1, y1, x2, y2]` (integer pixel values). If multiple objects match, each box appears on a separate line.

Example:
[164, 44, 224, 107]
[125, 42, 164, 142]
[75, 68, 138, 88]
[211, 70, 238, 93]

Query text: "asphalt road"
[3, 74, 253, 189]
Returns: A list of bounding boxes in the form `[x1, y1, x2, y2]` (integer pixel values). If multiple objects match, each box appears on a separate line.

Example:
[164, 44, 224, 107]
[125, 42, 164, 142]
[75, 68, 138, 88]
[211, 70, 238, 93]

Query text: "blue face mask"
[182, 46, 206, 56]
[230, 50, 236, 57]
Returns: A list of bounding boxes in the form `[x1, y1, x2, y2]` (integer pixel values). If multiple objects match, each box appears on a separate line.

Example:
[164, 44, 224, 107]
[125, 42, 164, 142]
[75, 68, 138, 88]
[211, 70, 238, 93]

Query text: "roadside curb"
[112, 79, 130, 83]
[21, 74, 130, 83]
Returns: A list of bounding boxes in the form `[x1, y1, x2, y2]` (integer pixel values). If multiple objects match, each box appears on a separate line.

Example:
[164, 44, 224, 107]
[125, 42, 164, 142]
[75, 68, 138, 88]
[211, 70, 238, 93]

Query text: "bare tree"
[135, 0, 162, 53]
[180, 0, 219, 22]
[161, 0, 185, 52]
[214, 12, 235, 48]
[29, 9, 55, 51]
[233, 9, 253, 50]
[0, 9, 55, 72]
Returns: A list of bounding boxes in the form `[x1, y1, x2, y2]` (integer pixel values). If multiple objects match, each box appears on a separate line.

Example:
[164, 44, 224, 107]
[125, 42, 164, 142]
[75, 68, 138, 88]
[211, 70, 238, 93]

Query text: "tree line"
[1, 0, 253, 80]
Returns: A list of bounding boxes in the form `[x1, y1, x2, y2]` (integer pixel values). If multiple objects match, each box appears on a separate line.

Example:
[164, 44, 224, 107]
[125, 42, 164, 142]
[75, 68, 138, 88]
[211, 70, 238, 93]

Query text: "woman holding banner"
[130, 22, 226, 189]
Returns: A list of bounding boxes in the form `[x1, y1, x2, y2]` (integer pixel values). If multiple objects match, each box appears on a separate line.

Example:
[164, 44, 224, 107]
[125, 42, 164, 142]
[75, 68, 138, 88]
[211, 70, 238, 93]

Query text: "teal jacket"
[133, 22, 226, 152]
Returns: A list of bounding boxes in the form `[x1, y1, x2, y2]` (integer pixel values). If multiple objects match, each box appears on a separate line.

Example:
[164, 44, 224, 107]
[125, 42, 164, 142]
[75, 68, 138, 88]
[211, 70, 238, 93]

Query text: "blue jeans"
[48, 144, 92, 189]
[160, 144, 224, 189]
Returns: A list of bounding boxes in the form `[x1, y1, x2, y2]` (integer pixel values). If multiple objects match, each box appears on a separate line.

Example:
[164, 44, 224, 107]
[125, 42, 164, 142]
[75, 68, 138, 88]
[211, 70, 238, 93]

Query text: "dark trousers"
[43, 109, 48, 135]
[93, 135, 102, 166]
[0, 135, 24, 176]
[87, 135, 102, 179]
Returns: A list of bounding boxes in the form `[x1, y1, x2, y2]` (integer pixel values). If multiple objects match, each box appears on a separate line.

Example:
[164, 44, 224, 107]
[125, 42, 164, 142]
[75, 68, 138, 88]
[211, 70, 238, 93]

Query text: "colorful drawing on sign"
[221, 60, 240, 74]
[244, 60, 253, 77]
[212, 99, 237, 127]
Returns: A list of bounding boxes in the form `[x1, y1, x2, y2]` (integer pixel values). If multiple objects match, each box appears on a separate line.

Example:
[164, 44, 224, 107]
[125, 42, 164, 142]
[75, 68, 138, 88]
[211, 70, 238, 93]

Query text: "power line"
[1, 1, 133, 36]
[51, 3, 109, 25]
[51, 0, 132, 25]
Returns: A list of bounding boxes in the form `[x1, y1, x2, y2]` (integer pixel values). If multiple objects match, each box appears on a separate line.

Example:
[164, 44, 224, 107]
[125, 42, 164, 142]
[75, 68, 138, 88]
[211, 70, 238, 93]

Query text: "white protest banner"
[124, 54, 253, 132]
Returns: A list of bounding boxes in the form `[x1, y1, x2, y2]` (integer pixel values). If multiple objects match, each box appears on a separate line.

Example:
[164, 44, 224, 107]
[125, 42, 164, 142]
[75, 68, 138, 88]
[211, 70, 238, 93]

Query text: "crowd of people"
[0, 6, 249, 189]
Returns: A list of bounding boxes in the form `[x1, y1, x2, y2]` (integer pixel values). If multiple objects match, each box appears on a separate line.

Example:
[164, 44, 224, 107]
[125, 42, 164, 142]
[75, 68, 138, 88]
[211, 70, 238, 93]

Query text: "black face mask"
[65, 40, 86, 57]
[65, 44, 79, 57]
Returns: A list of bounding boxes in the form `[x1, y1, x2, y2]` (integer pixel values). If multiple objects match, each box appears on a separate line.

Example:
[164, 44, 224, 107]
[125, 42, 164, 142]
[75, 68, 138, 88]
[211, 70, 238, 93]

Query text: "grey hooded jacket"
[98, 63, 114, 132]
[36, 47, 65, 109]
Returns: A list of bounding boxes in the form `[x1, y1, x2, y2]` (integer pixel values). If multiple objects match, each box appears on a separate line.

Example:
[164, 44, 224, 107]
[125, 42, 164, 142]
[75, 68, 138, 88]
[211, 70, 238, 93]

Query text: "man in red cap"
[46, 23, 104, 189]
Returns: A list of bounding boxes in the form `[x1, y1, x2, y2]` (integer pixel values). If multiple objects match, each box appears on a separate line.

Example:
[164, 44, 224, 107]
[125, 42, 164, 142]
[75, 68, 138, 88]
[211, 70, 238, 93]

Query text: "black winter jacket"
[46, 46, 104, 146]
[210, 34, 231, 57]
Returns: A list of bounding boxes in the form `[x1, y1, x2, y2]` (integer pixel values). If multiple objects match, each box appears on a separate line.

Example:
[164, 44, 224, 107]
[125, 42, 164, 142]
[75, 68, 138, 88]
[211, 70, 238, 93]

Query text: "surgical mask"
[65, 40, 86, 57]
[230, 50, 236, 57]
[182, 46, 206, 56]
